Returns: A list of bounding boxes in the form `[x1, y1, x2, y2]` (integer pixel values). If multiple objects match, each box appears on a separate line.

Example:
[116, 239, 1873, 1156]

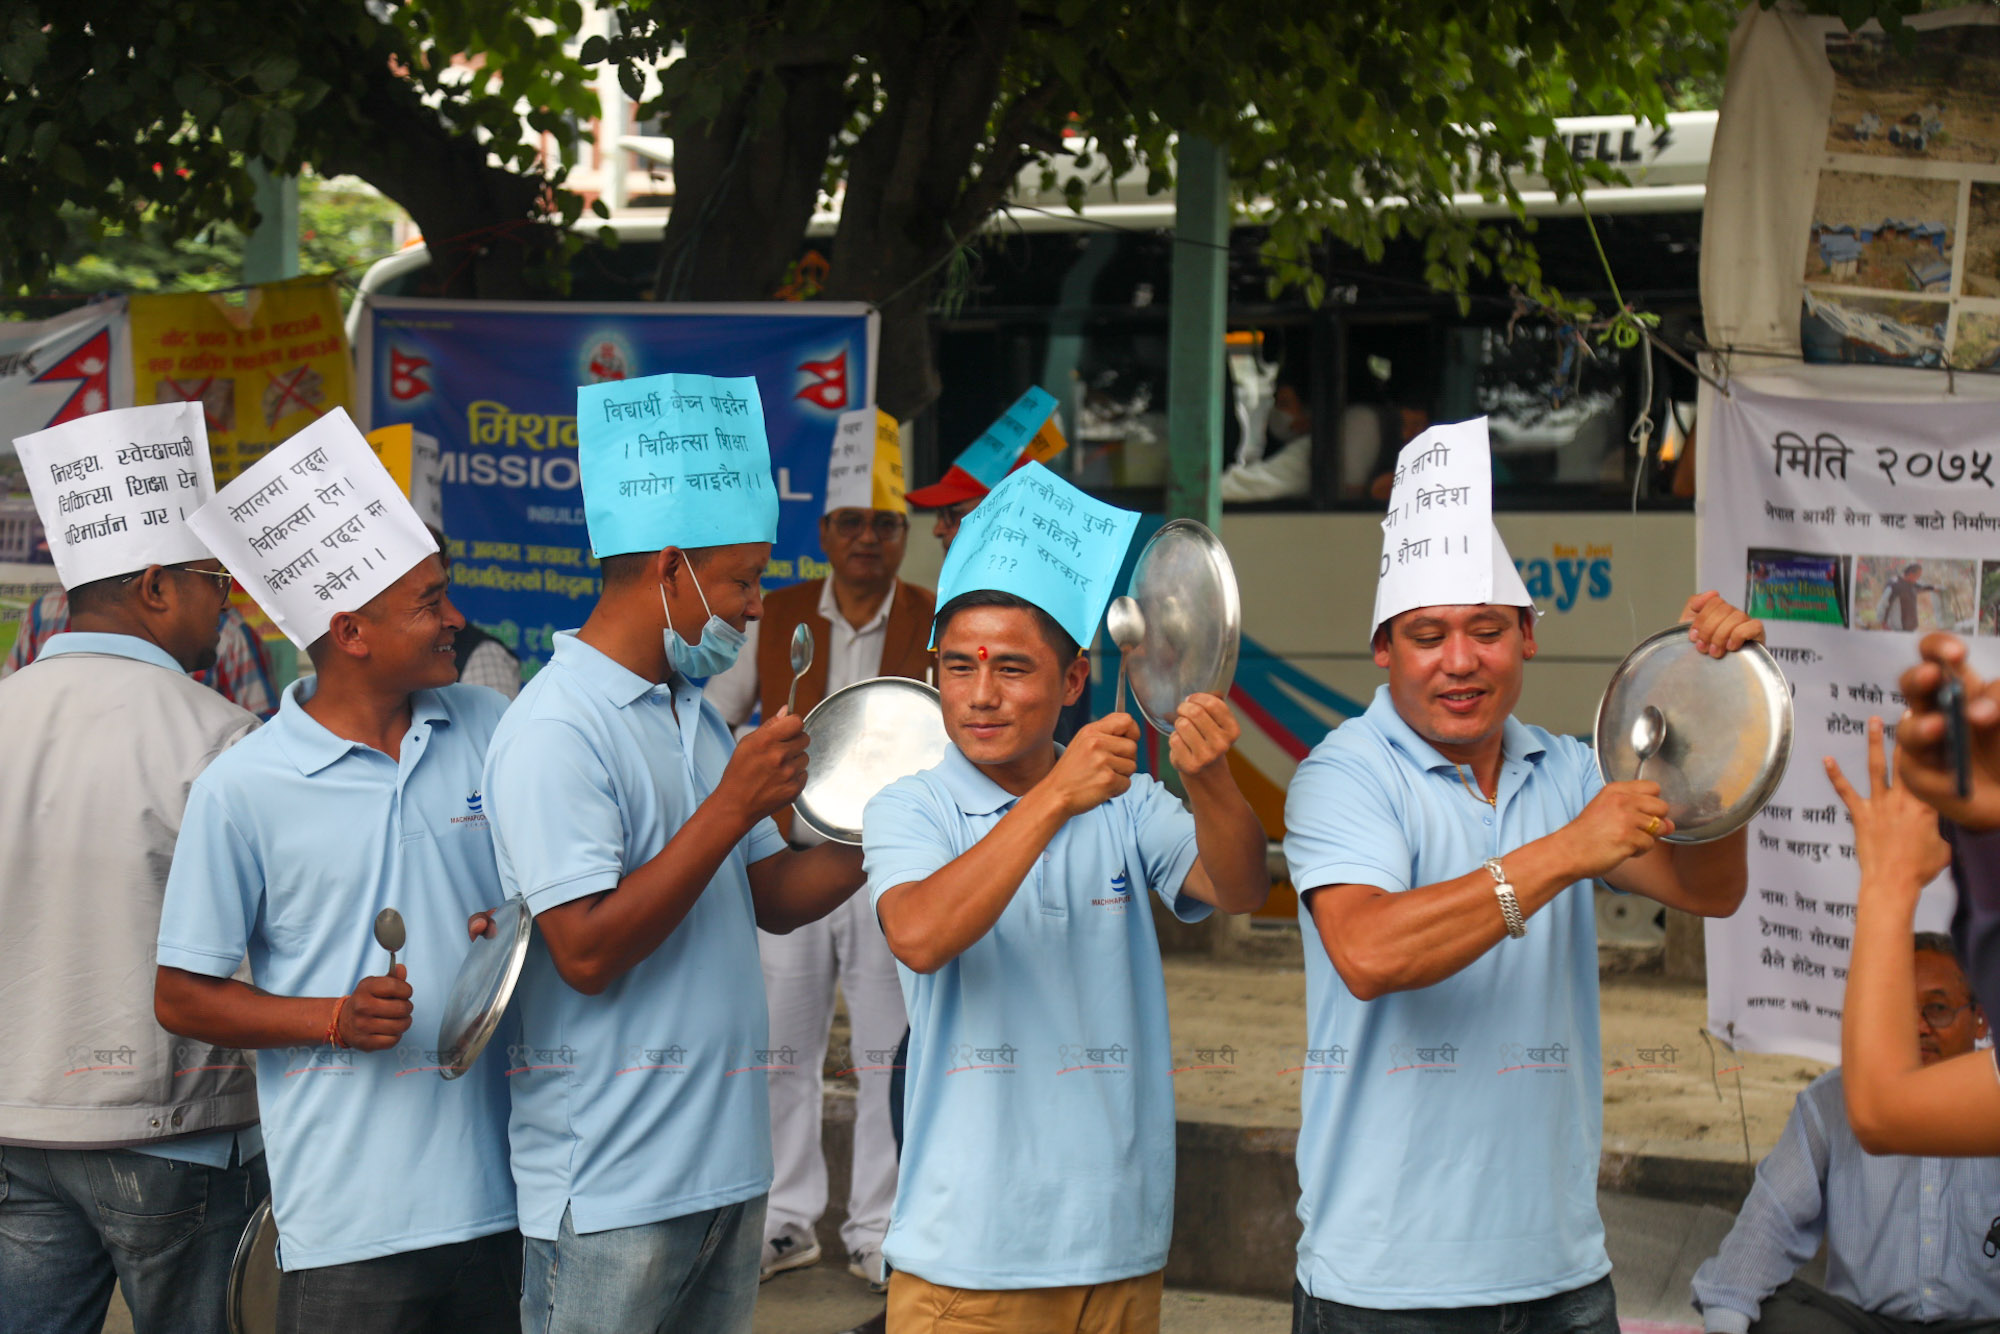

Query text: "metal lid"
[1123, 518, 1242, 732]
[436, 895, 533, 1080]
[227, 1195, 279, 1334]
[794, 676, 951, 845]
[1593, 625, 1794, 843]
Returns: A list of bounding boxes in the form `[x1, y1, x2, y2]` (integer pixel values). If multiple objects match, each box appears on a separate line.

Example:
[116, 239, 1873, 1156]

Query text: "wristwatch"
[1483, 857, 1526, 939]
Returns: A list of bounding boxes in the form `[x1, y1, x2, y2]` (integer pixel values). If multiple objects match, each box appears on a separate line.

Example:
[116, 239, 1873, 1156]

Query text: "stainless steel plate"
[227, 1195, 278, 1334]
[436, 895, 532, 1080]
[795, 677, 950, 845]
[1123, 519, 1243, 732]
[1593, 625, 1794, 843]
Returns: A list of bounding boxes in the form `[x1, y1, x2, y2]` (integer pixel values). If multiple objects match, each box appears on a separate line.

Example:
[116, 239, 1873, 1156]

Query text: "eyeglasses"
[175, 565, 236, 594]
[936, 503, 979, 534]
[828, 512, 909, 540]
[1921, 1001, 1974, 1029]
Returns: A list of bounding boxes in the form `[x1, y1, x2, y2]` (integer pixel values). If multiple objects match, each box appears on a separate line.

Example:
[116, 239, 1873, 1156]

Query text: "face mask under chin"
[660, 568, 747, 679]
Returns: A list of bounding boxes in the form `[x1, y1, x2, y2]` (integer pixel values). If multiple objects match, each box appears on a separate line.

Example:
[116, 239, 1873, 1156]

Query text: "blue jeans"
[0, 1143, 266, 1334]
[1292, 1276, 1618, 1334]
[277, 1229, 520, 1334]
[521, 1195, 765, 1334]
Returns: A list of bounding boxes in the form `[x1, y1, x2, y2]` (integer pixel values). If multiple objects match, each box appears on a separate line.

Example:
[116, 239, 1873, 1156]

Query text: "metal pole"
[1166, 135, 1228, 528]
[243, 163, 300, 285]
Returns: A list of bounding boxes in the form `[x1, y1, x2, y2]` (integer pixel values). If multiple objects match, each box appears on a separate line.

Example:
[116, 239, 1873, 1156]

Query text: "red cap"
[904, 466, 990, 510]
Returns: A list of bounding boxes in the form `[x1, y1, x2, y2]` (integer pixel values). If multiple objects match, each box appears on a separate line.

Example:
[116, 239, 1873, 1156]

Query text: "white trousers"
[759, 888, 906, 1253]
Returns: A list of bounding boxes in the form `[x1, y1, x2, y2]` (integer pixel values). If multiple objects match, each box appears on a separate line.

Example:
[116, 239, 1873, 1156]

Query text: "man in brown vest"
[705, 416, 932, 1293]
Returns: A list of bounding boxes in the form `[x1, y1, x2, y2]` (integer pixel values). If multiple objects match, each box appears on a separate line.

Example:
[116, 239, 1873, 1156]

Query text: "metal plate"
[1593, 625, 1794, 843]
[1124, 519, 1243, 732]
[226, 1195, 278, 1334]
[436, 895, 532, 1080]
[795, 677, 950, 845]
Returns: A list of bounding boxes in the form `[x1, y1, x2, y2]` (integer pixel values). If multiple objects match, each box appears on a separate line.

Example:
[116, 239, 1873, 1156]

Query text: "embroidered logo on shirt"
[1090, 870, 1132, 908]
[451, 788, 489, 826]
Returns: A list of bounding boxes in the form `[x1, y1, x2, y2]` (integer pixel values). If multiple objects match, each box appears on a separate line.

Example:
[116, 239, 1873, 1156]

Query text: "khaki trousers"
[887, 1268, 1164, 1334]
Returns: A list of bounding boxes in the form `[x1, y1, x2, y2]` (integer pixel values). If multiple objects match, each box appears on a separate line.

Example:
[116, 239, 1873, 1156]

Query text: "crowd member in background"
[482, 373, 866, 1334]
[1692, 930, 2000, 1332]
[707, 426, 929, 1290]
[422, 525, 521, 699]
[866, 464, 1268, 1334]
[155, 417, 519, 1333]
[1831, 717, 2000, 1159]
[4, 583, 279, 717]
[0, 404, 263, 1334]
[1219, 379, 1313, 503]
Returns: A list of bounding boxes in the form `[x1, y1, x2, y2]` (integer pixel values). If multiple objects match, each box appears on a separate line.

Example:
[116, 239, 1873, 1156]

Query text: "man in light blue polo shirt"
[863, 464, 1269, 1333]
[1284, 420, 1759, 1331]
[155, 414, 518, 1333]
[482, 372, 867, 1334]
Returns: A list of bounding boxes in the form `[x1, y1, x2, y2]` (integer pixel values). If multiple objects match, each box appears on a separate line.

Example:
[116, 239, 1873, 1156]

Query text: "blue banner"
[359, 299, 875, 667]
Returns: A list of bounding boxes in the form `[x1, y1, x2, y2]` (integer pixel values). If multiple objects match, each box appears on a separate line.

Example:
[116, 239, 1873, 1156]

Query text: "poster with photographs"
[1807, 18, 2000, 370]
[1700, 382, 2000, 1063]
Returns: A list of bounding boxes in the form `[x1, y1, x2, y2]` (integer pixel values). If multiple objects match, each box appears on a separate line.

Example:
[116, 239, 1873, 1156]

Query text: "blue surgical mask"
[660, 571, 747, 679]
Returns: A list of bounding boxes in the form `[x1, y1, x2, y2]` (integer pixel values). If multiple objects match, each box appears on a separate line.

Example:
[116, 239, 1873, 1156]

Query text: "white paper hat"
[188, 409, 439, 649]
[824, 408, 906, 515]
[1369, 417, 1534, 639]
[15, 402, 218, 589]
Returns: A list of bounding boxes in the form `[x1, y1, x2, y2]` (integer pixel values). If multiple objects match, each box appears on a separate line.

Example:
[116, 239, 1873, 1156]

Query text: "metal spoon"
[373, 908, 405, 975]
[785, 622, 814, 715]
[1630, 705, 1666, 783]
[1106, 596, 1146, 719]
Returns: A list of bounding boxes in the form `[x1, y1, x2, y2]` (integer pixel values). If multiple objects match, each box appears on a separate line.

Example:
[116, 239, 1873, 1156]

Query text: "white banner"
[1699, 379, 2000, 1061]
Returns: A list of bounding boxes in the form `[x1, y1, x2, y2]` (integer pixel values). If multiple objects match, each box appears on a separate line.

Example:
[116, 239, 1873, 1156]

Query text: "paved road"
[104, 1189, 1801, 1333]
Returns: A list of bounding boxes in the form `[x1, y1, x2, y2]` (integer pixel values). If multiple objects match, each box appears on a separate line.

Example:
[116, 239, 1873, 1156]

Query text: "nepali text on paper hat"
[576, 372, 779, 559]
[187, 408, 438, 650]
[1369, 416, 1533, 639]
[931, 462, 1138, 651]
[904, 386, 1067, 509]
[365, 423, 444, 532]
[825, 408, 906, 515]
[15, 402, 219, 590]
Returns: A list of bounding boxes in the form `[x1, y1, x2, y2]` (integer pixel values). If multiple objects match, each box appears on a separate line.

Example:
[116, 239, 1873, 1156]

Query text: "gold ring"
[1646, 816, 1662, 836]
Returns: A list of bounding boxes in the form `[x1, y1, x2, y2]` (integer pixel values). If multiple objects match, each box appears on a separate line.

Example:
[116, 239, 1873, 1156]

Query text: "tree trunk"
[314, 62, 557, 299]
[655, 63, 848, 302]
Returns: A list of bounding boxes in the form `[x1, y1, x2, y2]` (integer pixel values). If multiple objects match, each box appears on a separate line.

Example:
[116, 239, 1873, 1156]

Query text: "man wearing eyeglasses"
[1691, 932, 2000, 1333]
[706, 463, 933, 1294]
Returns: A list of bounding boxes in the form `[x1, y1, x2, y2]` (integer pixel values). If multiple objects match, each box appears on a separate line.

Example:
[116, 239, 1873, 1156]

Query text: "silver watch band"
[1483, 857, 1527, 939]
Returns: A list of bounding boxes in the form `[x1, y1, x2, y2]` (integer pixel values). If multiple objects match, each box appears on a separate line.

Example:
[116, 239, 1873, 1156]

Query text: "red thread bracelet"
[326, 995, 349, 1049]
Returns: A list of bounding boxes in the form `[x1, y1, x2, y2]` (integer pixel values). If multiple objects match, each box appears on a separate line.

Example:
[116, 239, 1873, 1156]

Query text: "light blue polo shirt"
[157, 680, 516, 1271]
[1283, 684, 1608, 1308]
[482, 632, 786, 1240]
[863, 746, 1207, 1289]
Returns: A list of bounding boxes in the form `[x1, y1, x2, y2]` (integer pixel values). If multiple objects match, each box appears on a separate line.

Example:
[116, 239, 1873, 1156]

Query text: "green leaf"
[590, 197, 610, 219]
[217, 101, 254, 151]
[259, 105, 295, 162]
[0, 27, 48, 85]
[51, 143, 89, 186]
[618, 60, 644, 102]
[30, 117, 56, 159]
[251, 54, 299, 92]
[598, 224, 620, 250]
[579, 33, 607, 64]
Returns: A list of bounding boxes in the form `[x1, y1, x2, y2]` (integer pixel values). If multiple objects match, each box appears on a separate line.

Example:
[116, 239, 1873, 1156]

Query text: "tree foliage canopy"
[0, 0, 1933, 411]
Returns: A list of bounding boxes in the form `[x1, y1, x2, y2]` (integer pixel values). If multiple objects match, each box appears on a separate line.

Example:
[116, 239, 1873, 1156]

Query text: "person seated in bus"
[1220, 380, 1313, 502]
[1691, 927, 2000, 1334]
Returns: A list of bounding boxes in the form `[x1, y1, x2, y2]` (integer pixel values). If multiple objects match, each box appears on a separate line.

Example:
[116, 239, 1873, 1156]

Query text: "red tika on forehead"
[977, 645, 988, 660]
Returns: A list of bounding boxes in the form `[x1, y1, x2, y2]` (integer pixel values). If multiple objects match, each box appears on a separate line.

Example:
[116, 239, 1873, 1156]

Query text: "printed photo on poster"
[1853, 554, 1976, 633]
[1747, 548, 1851, 627]
[1804, 171, 1956, 293]
[1981, 560, 2000, 635]
[1800, 290, 1947, 367]
[1955, 309, 2000, 371]
[1824, 26, 2000, 165]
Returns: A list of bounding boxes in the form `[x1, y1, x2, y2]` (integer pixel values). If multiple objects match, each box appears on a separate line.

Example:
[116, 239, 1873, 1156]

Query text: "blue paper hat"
[577, 372, 779, 558]
[949, 386, 1058, 489]
[932, 462, 1138, 650]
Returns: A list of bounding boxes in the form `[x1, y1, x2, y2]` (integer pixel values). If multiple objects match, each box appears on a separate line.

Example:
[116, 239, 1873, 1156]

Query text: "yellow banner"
[364, 422, 416, 495]
[872, 410, 906, 512]
[128, 279, 353, 484]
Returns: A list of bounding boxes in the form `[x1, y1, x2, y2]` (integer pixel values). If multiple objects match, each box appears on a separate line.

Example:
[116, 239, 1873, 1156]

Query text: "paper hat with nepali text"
[825, 408, 906, 515]
[576, 372, 779, 559]
[364, 423, 444, 532]
[1369, 417, 1533, 639]
[188, 409, 439, 649]
[932, 462, 1138, 651]
[15, 402, 218, 590]
[905, 386, 1069, 509]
